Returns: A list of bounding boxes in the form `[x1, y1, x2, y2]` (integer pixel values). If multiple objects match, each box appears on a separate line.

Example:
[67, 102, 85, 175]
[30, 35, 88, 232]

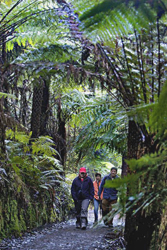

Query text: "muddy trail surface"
[0, 210, 125, 250]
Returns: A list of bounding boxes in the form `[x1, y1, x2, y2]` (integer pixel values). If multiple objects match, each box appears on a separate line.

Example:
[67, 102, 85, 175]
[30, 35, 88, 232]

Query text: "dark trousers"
[75, 199, 90, 222]
[102, 199, 117, 225]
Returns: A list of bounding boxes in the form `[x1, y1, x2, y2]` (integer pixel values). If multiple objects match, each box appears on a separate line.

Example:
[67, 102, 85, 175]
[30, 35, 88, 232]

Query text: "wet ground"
[0, 209, 125, 250]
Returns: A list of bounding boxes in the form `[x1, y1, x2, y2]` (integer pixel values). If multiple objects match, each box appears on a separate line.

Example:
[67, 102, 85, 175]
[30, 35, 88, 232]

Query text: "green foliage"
[50, 90, 118, 174]
[150, 81, 167, 139]
[0, 0, 167, 247]
[78, 0, 157, 22]
[104, 151, 166, 220]
[73, 93, 127, 153]
[0, 0, 81, 83]
[5, 129, 63, 189]
[102, 86, 167, 243]
[62, 90, 124, 174]
[0, 126, 72, 238]
[0, 92, 16, 99]
[31, 136, 58, 157]
[71, 0, 163, 44]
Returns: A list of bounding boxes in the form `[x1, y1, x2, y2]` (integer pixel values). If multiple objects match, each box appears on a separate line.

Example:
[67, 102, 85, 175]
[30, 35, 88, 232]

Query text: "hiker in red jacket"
[93, 173, 103, 223]
[71, 167, 94, 229]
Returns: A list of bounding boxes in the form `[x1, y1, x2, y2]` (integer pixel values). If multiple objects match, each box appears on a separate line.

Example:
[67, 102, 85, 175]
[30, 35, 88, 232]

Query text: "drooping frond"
[71, 0, 167, 44]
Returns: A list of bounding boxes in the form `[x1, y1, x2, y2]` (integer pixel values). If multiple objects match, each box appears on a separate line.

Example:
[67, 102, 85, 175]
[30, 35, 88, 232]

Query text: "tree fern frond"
[72, 94, 128, 153]
[77, 0, 165, 22]
[150, 80, 167, 139]
[13, 43, 79, 64]
[71, 0, 166, 45]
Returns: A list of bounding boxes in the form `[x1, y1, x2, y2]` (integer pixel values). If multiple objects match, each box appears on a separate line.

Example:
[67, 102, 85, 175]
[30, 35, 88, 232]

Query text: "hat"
[79, 167, 87, 173]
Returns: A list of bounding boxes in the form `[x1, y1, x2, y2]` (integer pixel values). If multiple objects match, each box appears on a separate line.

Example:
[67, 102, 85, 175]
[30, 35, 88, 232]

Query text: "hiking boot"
[81, 218, 87, 230]
[76, 219, 80, 229]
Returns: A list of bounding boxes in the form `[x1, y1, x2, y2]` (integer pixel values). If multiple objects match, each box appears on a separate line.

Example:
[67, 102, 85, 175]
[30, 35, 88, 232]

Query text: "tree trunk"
[125, 120, 142, 249]
[31, 79, 43, 139]
[121, 154, 128, 177]
[57, 98, 66, 171]
[19, 80, 29, 127]
[125, 120, 161, 250]
[40, 79, 50, 136]
[125, 209, 161, 250]
[0, 99, 6, 156]
[0, 38, 7, 156]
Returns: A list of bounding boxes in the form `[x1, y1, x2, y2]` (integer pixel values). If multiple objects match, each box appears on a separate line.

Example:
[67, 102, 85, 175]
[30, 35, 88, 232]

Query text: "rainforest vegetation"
[0, 0, 167, 249]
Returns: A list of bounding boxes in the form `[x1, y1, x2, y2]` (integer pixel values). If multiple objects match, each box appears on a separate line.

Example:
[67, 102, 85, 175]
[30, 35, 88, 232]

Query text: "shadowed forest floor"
[0, 209, 125, 250]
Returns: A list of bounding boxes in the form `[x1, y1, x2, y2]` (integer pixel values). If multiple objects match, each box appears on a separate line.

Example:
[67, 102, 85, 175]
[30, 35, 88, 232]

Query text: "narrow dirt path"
[0, 210, 125, 250]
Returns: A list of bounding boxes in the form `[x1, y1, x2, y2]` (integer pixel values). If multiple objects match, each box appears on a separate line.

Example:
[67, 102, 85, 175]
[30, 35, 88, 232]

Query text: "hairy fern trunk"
[40, 79, 50, 136]
[57, 98, 66, 171]
[31, 79, 43, 138]
[125, 120, 161, 250]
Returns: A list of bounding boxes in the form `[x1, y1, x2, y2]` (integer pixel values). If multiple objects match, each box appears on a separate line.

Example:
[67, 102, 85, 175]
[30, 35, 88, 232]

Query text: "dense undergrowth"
[0, 131, 73, 239]
[0, 179, 72, 239]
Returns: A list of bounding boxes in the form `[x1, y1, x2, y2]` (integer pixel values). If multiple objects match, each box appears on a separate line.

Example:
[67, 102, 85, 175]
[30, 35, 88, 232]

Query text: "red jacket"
[93, 180, 103, 200]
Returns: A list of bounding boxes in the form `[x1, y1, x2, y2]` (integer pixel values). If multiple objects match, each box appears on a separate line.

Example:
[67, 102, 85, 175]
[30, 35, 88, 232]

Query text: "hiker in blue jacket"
[71, 167, 94, 229]
[98, 167, 119, 227]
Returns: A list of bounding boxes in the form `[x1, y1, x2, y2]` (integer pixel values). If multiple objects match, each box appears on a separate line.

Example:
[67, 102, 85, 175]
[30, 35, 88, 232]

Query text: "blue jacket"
[98, 174, 119, 201]
[71, 175, 94, 201]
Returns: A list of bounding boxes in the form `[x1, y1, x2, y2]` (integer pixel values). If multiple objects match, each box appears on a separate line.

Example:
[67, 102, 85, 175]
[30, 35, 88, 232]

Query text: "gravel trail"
[0, 210, 125, 250]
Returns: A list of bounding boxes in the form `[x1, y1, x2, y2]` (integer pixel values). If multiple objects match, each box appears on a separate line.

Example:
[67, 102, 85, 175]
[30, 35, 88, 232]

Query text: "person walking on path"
[98, 167, 119, 227]
[93, 173, 103, 223]
[71, 167, 94, 229]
